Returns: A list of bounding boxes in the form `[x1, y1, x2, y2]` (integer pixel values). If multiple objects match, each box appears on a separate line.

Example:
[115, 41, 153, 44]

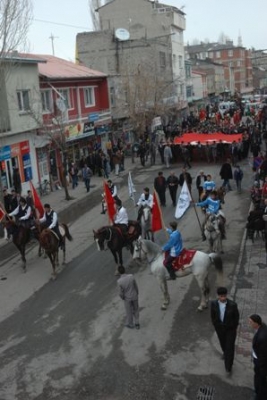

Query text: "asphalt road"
[0, 161, 255, 400]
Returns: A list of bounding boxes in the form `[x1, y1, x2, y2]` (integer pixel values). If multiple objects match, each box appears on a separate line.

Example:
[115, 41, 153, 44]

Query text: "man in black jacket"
[249, 314, 267, 400]
[210, 287, 239, 374]
[166, 171, 179, 207]
[219, 158, 233, 191]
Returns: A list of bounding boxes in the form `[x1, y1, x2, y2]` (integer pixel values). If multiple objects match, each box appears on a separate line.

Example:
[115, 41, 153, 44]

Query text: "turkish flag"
[0, 206, 5, 222]
[103, 181, 116, 223]
[29, 181, 45, 218]
[151, 191, 163, 232]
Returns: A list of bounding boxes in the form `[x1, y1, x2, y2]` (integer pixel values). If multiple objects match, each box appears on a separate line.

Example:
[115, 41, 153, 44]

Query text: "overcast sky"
[27, 0, 267, 60]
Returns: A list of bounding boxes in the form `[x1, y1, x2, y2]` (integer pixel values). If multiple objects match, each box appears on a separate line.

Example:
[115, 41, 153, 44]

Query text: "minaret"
[237, 31, 243, 47]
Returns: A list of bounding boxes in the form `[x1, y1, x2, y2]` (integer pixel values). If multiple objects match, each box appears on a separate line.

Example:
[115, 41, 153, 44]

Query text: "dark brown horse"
[2, 216, 38, 271]
[93, 220, 141, 274]
[39, 223, 73, 279]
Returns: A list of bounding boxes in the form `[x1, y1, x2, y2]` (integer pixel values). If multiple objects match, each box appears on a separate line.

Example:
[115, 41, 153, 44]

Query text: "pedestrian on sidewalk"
[69, 162, 78, 189]
[154, 171, 167, 207]
[233, 165, 243, 194]
[219, 158, 233, 192]
[117, 266, 140, 330]
[163, 143, 172, 168]
[166, 171, 179, 207]
[248, 314, 267, 400]
[82, 164, 93, 193]
[210, 287, 239, 375]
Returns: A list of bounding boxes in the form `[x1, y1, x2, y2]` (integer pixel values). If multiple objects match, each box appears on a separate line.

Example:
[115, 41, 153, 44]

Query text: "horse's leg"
[16, 243, 27, 272]
[61, 238, 66, 265]
[110, 249, 119, 275]
[157, 277, 170, 310]
[151, 230, 155, 242]
[195, 273, 209, 311]
[49, 253, 57, 280]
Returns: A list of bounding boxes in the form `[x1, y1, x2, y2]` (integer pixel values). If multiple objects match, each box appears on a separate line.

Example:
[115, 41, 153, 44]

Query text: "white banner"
[175, 181, 192, 219]
[128, 172, 136, 200]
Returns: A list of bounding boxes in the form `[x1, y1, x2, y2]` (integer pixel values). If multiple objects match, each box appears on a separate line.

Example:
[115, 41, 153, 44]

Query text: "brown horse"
[2, 216, 38, 271]
[39, 224, 73, 279]
[93, 220, 141, 274]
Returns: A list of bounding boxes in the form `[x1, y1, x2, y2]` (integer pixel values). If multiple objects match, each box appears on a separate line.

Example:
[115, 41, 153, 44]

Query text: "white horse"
[204, 214, 223, 254]
[140, 206, 154, 241]
[133, 237, 223, 311]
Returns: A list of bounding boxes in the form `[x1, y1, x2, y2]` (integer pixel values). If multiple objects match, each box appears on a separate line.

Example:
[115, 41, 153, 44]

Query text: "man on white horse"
[196, 191, 226, 240]
[113, 198, 129, 236]
[162, 221, 183, 280]
[136, 187, 153, 222]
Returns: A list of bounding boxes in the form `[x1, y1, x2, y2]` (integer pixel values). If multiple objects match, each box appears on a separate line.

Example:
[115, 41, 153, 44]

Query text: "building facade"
[77, 0, 187, 128]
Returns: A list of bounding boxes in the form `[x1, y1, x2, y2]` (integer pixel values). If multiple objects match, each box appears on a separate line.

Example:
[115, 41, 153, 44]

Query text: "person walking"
[82, 164, 93, 193]
[210, 287, 240, 375]
[248, 314, 267, 400]
[219, 158, 233, 192]
[166, 171, 179, 207]
[233, 165, 243, 194]
[154, 171, 167, 207]
[163, 143, 172, 168]
[117, 265, 140, 330]
[69, 162, 78, 189]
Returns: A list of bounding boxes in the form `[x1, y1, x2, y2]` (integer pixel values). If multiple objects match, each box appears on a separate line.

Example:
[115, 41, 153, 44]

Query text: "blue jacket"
[203, 180, 216, 191]
[162, 229, 183, 257]
[197, 197, 220, 214]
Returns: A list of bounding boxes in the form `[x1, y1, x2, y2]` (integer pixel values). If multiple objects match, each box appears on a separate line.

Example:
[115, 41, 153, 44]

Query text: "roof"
[31, 54, 107, 80]
[1, 52, 46, 64]
[187, 41, 245, 53]
[97, 0, 185, 15]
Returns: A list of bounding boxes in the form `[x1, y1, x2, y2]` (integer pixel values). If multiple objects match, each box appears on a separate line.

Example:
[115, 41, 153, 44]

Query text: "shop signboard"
[96, 125, 110, 135]
[11, 143, 20, 157]
[88, 112, 99, 122]
[20, 140, 30, 155]
[0, 145, 11, 161]
[83, 121, 95, 136]
[22, 153, 32, 181]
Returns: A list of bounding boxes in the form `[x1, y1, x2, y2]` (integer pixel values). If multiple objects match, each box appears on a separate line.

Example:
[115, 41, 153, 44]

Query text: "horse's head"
[93, 227, 109, 251]
[205, 214, 219, 232]
[142, 206, 151, 222]
[133, 236, 147, 261]
[217, 187, 226, 204]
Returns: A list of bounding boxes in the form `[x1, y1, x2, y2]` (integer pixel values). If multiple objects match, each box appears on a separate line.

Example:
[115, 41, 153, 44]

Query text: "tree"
[0, 0, 33, 204]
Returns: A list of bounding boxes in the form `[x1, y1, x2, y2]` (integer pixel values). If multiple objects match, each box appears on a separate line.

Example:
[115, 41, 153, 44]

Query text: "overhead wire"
[33, 18, 90, 30]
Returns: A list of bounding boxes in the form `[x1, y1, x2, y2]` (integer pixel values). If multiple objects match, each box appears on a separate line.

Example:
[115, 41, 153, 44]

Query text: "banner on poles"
[29, 181, 44, 218]
[175, 181, 192, 219]
[151, 191, 163, 232]
[128, 172, 136, 200]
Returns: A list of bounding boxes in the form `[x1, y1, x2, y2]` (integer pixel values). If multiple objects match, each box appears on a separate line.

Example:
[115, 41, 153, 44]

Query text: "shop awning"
[173, 133, 242, 145]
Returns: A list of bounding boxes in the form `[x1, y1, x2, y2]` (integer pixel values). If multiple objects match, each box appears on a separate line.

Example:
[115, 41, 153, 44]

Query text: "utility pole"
[49, 33, 58, 56]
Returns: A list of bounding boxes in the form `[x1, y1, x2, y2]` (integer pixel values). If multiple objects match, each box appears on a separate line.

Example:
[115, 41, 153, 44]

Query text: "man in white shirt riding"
[39, 203, 63, 248]
[114, 199, 128, 235]
[136, 187, 153, 221]
[9, 197, 32, 228]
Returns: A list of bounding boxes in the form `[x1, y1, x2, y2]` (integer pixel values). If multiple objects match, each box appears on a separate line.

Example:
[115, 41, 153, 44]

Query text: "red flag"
[0, 206, 5, 222]
[29, 181, 44, 218]
[103, 181, 116, 223]
[151, 191, 163, 232]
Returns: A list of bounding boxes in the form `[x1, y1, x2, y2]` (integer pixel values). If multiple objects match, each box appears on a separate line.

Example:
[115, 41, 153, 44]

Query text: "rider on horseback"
[162, 221, 183, 280]
[38, 204, 63, 248]
[203, 174, 216, 198]
[8, 197, 32, 228]
[136, 187, 153, 222]
[113, 199, 128, 236]
[196, 191, 226, 240]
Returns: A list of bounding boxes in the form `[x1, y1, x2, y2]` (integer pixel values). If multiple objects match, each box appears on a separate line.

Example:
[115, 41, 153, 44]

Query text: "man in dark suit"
[210, 287, 239, 374]
[249, 314, 267, 400]
[196, 170, 207, 201]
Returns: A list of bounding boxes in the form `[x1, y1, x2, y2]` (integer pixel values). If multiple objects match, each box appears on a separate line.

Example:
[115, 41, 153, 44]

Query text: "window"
[159, 51, 166, 69]
[58, 89, 71, 109]
[228, 49, 233, 57]
[216, 51, 221, 58]
[186, 86, 193, 98]
[209, 52, 214, 58]
[110, 87, 116, 107]
[236, 60, 242, 67]
[84, 87, 95, 107]
[17, 90, 30, 112]
[185, 64, 191, 79]
[41, 90, 52, 112]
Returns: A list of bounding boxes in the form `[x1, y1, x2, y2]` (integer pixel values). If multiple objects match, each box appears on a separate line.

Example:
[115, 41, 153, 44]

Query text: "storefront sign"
[0, 145, 11, 161]
[20, 140, 30, 155]
[83, 122, 95, 135]
[88, 113, 99, 122]
[11, 143, 20, 157]
[65, 121, 95, 142]
[23, 153, 33, 181]
[95, 125, 110, 135]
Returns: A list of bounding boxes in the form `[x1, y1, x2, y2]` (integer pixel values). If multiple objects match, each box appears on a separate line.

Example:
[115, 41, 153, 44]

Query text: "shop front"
[0, 140, 32, 189]
[65, 121, 98, 162]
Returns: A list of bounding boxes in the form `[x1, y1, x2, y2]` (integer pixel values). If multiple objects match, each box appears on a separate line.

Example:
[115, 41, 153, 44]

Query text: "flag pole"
[192, 202, 203, 235]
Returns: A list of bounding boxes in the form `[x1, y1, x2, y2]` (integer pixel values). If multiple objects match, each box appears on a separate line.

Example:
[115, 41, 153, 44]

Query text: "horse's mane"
[142, 239, 161, 254]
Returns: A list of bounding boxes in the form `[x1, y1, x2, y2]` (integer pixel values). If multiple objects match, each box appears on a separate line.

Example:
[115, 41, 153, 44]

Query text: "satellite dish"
[115, 28, 130, 41]
[56, 98, 67, 112]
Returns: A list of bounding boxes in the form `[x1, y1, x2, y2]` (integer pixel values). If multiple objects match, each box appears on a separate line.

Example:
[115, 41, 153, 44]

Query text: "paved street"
[0, 154, 266, 400]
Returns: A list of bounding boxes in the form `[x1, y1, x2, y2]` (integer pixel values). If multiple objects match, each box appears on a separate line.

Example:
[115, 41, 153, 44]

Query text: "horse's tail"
[62, 223, 73, 241]
[209, 253, 223, 283]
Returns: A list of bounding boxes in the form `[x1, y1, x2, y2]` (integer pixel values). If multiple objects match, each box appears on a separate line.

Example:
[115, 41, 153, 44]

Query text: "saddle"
[164, 249, 197, 271]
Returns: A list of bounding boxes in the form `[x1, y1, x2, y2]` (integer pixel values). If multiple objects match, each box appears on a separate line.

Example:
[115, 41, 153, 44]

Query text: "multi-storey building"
[0, 54, 111, 191]
[187, 41, 253, 95]
[77, 0, 187, 128]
